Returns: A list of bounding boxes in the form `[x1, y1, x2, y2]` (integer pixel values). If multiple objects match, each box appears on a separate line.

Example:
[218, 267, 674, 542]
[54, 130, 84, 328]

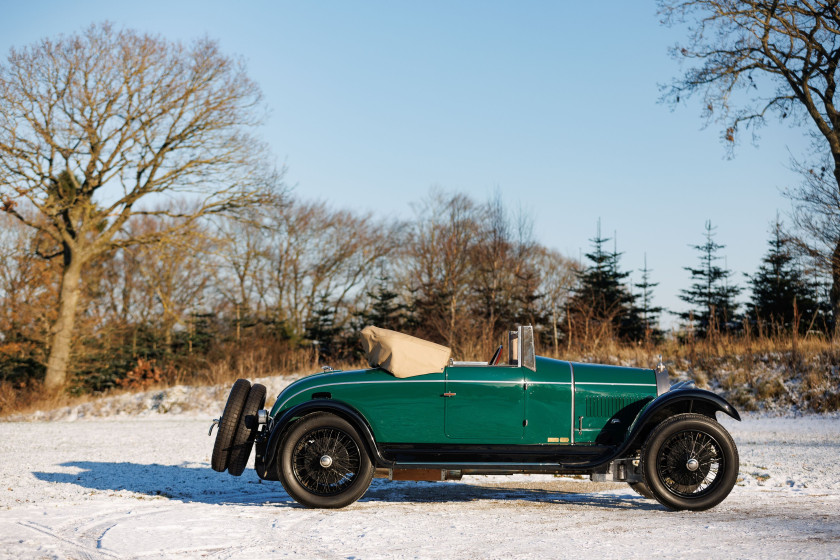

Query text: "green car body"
[267, 358, 659, 446]
[213, 326, 742, 511]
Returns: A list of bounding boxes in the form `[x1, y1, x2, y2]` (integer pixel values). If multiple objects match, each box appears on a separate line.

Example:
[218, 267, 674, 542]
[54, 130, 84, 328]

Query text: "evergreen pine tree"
[305, 294, 340, 360]
[635, 254, 664, 341]
[814, 273, 836, 333]
[567, 221, 642, 342]
[678, 221, 741, 337]
[747, 218, 818, 334]
[360, 272, 408, 331]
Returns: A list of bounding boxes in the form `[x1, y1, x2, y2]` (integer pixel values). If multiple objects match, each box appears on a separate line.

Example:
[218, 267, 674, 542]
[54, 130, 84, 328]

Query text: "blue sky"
[0, 1, 814, 325]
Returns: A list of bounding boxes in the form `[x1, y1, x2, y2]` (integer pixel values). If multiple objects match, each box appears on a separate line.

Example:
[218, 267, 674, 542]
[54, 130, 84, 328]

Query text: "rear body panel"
[269, 369, 446, 443]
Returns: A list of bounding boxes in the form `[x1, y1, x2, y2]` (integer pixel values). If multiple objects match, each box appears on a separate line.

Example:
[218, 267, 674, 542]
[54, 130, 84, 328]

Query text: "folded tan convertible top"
[360, 326, 452, 378]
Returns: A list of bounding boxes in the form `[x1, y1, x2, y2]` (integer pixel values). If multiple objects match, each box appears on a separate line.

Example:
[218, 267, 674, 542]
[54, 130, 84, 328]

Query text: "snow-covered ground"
[1, 395, 839, 559]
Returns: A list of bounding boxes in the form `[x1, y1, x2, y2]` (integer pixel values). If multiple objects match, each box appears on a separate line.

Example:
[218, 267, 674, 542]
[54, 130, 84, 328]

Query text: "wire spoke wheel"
[292, 427, 362, 496]
[642, 413, 739, 511]
[279, 413, 374, 508]
[657, 429, 722, 497]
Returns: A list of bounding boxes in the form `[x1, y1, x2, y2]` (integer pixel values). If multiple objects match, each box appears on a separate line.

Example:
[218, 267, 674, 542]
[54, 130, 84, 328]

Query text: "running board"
[391, 461, 584, 474]
[389, 458, 641, 481]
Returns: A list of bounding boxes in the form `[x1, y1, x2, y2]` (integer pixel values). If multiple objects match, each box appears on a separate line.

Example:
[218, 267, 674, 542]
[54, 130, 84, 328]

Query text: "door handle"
[442, 392, 456, 397]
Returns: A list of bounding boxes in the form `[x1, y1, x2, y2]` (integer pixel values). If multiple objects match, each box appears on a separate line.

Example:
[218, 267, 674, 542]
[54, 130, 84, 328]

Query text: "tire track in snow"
[17, 520, 121, 560]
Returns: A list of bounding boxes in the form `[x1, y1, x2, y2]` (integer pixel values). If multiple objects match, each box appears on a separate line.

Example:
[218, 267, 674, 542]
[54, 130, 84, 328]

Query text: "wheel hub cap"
[686, 458, 699, 472]
[319, 455, 333, 468]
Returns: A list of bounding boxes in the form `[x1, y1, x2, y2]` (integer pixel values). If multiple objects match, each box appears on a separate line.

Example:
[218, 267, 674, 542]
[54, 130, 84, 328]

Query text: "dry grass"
[2, 332, 838, 418]
[0, 380, 128, 418]
[0, 344, 367, 418]
[542, 331, 840, 412]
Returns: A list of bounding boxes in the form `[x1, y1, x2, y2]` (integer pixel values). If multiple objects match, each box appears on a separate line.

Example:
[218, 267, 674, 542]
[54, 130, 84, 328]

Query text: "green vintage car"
[209, 326, 740, 511]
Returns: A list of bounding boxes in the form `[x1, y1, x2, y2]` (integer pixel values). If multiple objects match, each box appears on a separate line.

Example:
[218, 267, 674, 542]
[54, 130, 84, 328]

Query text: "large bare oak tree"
[0, 23, 273, 391]
[659, 0, 840, 326]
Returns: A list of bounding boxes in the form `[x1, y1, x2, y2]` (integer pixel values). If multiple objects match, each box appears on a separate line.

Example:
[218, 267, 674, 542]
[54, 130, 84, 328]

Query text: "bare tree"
[0, 23, 274, 390]
[471, 193, 542, 348]
[659, 0, 840, 325]
[471, 195, 514, 347]
[211, 203, 282, 331]
[125, 215, 216, 349]
[0, 214, 57, 373]
[788, 157, 840, 327]
[533, 247, 578, 356]
[407, 189, 481, 350]
[268, 198, 397, 337]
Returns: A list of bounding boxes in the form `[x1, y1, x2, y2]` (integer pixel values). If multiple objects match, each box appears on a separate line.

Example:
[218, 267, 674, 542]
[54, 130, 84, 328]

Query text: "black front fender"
[618, 388, 740, 456]
[257, 399, 393, 479]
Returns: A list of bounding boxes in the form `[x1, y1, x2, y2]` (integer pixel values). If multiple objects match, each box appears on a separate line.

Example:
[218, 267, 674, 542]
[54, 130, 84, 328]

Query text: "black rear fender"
[258, 400, 391, 479]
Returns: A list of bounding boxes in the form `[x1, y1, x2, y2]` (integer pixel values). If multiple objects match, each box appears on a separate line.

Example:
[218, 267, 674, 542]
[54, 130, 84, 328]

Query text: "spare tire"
[227, 383, 267, 476]
[211, 379, 251, 472]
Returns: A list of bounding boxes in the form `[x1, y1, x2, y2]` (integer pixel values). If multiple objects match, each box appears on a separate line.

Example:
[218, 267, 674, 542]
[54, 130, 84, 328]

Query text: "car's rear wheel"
[227, 383, 267, 476]
[641, 413, 739, 511]
[211, 379, 251, 472]
[277, 412, 374, 508]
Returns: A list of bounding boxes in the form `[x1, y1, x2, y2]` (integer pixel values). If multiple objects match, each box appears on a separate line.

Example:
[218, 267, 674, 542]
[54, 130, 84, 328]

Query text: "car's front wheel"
[628, 481, 654, 500]
[641, 413, 739, 511]
[277, 412, 374, 508]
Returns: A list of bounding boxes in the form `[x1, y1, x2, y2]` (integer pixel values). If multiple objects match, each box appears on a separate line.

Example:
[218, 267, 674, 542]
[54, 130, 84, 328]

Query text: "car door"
[443, 365, 525, 440]
[523, 359, 574, 444]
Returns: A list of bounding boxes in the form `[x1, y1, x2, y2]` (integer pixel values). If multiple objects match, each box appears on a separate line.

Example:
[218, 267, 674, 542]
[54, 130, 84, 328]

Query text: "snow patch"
[0, 416, 838, 558]
[2, 376, 297, 423]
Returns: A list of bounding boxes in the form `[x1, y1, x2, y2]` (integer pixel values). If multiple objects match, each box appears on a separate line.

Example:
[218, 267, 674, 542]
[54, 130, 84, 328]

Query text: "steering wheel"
[488, 344, 503, 366]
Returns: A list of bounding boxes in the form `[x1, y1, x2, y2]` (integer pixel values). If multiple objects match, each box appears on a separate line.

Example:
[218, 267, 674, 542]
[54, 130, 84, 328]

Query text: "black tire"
[277, 412, 374, 508]
[227, 383, 267, 476]
[641, 413, 739, 511]
[211, 379, 251, 472]
[628, 481, 655, 500]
